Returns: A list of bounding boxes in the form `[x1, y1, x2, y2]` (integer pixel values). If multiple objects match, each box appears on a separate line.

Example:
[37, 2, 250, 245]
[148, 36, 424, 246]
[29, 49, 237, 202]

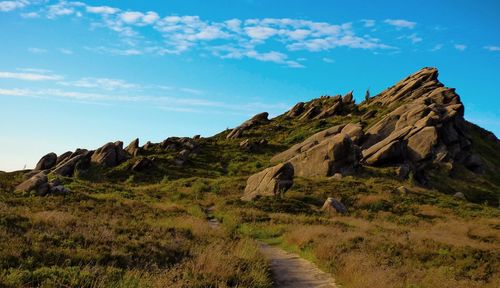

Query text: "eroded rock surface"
[242, 162, 294, 201]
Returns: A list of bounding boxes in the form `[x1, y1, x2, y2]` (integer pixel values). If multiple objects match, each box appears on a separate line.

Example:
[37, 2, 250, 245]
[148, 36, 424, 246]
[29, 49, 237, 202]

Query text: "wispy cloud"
[13, 2, 400, 67]
[0, 71, 63, 81]
[28, 47, 47, 54]
[58, 77, 139, 90]
[384, 19, 416, 29]
[59, 48, 73, 54]
[454, 44, 467, 51]
[0, 0, 28, 12]
[484, 45, 500, 51]
[429, 44, 443, 52]
[322, 57, 335, 63]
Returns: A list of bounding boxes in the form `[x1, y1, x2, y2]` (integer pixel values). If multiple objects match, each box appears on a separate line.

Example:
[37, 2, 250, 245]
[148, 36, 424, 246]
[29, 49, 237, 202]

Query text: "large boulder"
[289, 133, 359, 177]
[35, 153, 57, 171]
[15, 171, 48, 194]
[125, 138, 140, 156]
[131, 157, 153, 171]
[241, 162, 294, 201]
[271, 124, 345, 164]
[91, 142, 128, 167]
[357, 67, 482, 174]
[227, 112, 269, 139]
[53, 150, 92, 177]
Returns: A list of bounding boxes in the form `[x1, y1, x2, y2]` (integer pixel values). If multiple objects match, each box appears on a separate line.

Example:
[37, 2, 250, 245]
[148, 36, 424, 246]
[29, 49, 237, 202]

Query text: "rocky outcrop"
[227, 112, 270, 139]
[288, 133, 359, 177]
[286, 94, 355, 121]
[16, 171, 48, 194]
[131, 157, 153, 171]
[125, 138, 140, 156]
[53, 150, 93, 177]
[241, 162, 294, 201]
[35, 153, 57, 171]
[16, 173, 70, 196]
[358, 67, 481, 175]
[91, 141, 128, 167]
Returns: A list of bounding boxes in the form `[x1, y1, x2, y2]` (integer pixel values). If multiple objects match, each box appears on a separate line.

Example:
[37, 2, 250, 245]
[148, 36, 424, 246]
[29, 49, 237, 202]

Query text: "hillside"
[1, 67, 499, 287]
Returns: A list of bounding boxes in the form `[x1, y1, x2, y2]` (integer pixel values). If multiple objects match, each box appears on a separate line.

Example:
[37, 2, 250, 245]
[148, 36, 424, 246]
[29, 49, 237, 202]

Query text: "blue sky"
[0, 0, 499, 171]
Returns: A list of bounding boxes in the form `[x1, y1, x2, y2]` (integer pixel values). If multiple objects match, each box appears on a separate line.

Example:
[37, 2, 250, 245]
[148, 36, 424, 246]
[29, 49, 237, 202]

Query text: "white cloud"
[322, 57, 335, 63]
[28, 47, 46, 54]
[384, 19, 416, 29]
[59, 77, 139, 90]
[86, 5, 119, 15]
[454, 44, 466, 51]
[430, 44, 443, 52]
[120, 11, 143, 23]
[0, 71, 63, 81]
[0, 0, 28, 12]
[361, 19, 375, 28]
[47, 1, 84, 19]
[484, 45, 500, 51]
[408, 33, 422, 43]
[59, 48, 73, 54]
[21, 11, 38, 18]
[245, 26, 278, 40]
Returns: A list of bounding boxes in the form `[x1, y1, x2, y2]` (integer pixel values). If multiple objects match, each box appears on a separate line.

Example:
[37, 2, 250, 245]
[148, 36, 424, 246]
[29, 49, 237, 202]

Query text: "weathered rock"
[358, 67, 483, 175]
[131, 157, 153, 171]
[287, 102, 305, 117]
[174, 149, 191, 166]
[91, 142, 127, 167]
[271, 124, 345, 164]
[35, 153, 57, 171]
[239, 139, 256, 152]
[289, 133, 359, 177]
[227, 112, 269, 139]
[406, 126, 438, 161]
[125, 138, 139, 156]
[453, 192, 466, 200]
[242, 162, 294, 201]
[193, 135, 201, 140]
[322, 197, 347, 214]
[53, 151, 92, 177]
[342, 91, 354, 104]
[56, 151, 73, 165]
[341, 123, 364, 144]
[15, 172, 48, 194]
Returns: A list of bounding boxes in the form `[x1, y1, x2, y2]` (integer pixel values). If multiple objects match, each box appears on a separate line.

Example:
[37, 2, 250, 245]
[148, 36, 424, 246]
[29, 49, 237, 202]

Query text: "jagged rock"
[131, 157, 153, 171]
[53, 150, 92, 177]
[361, 110, 377, 120]
[287, 102, 305, 117]
[357, 67, 483, 176]
[406, 126, 438, 161]
[342, 91, 354, 104]
[35, 153, 57, 171]
[56, 151, 72, 165]
[143, 141, 154, 150]
[125, 138, 139, 156]
[193, 135, 201, 140]
[91, 142, 127, 167]
[289, 133, 359, 177]
[227, 112, 269, 139]
[322, 197, 347, 214]
[341, 123, 364, 144]
[271, 124, 345, 164]
[15, 171, 48, 194]
[242, 162, 294, 201]
[239, 139, 256, 152]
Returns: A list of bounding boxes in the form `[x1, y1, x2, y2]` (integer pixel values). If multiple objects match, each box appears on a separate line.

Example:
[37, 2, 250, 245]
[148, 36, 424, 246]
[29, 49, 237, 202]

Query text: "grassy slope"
[1, 96, 499, 287]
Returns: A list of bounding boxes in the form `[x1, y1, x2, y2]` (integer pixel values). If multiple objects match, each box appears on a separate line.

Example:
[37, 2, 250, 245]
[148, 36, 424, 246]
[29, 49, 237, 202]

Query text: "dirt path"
[204, 206, 338, 287]
[258, 242, 338, 288]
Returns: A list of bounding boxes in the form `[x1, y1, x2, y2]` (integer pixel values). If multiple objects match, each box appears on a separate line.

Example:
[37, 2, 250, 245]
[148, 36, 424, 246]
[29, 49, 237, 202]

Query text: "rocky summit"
[12, 67, 499, 205]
